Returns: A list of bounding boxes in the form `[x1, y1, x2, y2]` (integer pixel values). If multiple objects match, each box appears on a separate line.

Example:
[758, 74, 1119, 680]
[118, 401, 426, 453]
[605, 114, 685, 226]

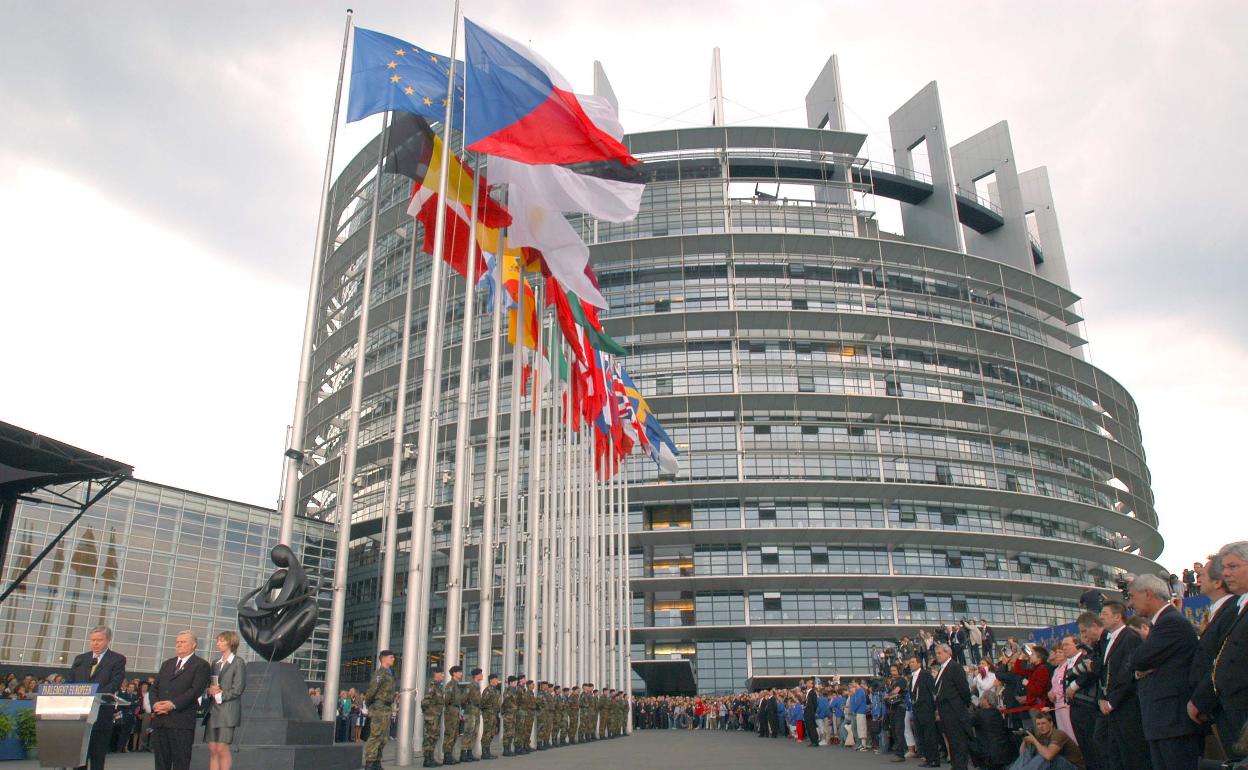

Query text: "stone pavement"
[7, 729, 913, 769]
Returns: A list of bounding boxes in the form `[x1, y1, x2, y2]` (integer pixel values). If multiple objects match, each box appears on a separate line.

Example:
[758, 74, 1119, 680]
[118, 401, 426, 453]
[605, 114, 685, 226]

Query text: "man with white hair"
[151, 630, 211, 770]
[933, 643, 972, 770]
[1190, 541, 1248, 764]
[1128, 572, 1200, 770]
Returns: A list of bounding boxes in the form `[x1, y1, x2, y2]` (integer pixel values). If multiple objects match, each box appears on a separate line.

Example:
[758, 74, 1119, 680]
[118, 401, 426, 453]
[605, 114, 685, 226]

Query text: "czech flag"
[463, 18, 638, 167]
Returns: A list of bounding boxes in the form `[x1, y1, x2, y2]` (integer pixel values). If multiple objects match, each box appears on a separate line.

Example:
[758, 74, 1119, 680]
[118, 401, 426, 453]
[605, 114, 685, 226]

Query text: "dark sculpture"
[237, 544, 319, 661]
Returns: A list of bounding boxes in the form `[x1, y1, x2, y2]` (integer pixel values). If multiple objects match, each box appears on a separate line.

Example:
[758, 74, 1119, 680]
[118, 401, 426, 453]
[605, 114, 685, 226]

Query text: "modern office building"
[296, 56, 1162, 693]
[0, 479, 334, 681]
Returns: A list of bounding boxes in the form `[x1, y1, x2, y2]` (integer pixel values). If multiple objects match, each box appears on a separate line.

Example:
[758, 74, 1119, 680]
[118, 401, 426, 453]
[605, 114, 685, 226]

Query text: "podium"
[33, 683, 106, 768]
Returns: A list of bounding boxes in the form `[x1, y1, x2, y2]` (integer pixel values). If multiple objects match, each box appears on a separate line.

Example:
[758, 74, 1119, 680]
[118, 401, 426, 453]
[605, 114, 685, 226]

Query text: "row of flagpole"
[272, 6, 664, 766]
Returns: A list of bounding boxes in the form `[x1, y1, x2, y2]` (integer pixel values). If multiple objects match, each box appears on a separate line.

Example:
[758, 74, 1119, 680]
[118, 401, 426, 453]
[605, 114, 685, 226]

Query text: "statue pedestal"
[190, 662, 360, 770]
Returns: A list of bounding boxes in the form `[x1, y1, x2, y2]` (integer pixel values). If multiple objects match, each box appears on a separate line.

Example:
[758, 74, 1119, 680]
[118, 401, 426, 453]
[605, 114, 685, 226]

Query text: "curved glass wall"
[300, 124, 1161, 692]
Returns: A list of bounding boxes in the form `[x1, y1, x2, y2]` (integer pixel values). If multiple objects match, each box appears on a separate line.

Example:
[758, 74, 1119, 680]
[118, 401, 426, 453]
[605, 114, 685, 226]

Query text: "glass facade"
[598, 129, 1160, 692]
[1, 480, 333, 681]
[300, 117, 1162, 695]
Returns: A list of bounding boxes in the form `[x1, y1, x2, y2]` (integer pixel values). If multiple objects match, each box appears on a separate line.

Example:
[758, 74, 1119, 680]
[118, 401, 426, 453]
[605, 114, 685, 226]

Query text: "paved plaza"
[9, 730, 910, 770]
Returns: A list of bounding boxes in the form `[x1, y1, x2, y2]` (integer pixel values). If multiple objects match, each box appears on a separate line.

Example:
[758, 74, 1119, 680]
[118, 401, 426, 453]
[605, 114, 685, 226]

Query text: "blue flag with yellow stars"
[347, 27, 464, 125]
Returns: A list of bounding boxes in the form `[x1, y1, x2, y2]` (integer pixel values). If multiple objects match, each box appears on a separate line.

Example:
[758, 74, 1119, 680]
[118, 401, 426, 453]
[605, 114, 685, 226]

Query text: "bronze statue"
[237, 544, 319, 661]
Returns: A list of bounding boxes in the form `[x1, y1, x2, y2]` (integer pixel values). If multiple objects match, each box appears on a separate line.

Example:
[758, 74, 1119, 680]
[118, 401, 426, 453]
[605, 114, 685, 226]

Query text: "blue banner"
[1027, 595, 1211, 648]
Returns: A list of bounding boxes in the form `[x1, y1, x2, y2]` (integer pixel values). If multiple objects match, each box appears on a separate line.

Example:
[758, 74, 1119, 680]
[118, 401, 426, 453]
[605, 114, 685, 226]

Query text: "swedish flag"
[347, 27, 464, 125]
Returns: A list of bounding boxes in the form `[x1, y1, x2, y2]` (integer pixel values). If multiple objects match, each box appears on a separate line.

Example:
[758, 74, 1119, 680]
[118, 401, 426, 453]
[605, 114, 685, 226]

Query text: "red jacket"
[1012, 659, 1051, 709]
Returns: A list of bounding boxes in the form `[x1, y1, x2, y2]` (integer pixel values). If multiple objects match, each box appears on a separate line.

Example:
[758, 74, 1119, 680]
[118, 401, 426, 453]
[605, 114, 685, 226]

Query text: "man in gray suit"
[204, 630, 247, 770]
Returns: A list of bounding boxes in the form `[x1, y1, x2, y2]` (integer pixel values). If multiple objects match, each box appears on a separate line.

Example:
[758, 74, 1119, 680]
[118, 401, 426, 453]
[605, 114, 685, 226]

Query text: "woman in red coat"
[1012, 645, 1052, 712]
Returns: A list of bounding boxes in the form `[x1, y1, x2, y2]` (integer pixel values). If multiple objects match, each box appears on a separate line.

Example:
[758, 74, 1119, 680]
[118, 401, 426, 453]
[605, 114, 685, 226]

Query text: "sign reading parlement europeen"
[36, 683, 98, 696]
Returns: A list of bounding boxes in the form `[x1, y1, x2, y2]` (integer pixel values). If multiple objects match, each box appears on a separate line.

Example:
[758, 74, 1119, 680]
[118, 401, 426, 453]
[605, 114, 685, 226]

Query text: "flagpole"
[523, 281, 545, 698]
[589, 429, 599, 688]
[475, 239, 505, 699]
[561, 361, 574, 684]
[377, 233, 419, 654]
[442, 148, 485, 678]
[606, 433, 617, 691]
[541, 323, 558, 682]
[622, 458, 633, 729]
[581, 434, 591, 685]
[616, 452, 626, 692]
[278, 8, 353, 547]
[323, 109, 389, 721]
[501, 254, 523, 679]
[397, 0, 461, 762]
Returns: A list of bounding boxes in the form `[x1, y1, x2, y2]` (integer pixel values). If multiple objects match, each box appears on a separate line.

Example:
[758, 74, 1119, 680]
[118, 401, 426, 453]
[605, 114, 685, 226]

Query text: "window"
[985, 557, 1001, 572]
[1018, 555, 1032, 574]
[885, 378, 899, 397]
[947, 550, 963, 568]
[801, 425, 819, 436]
[952, 594, 969, 614]
[753, 425, 771, 435]
[798, 375, 816, 393]
[909, 593, 927, 612]
[759, 507, 777, 521]
[795, 341, 812, 355]
[655, 299, 671, 313]
[811, 546, 829, 565]
[936, 465, 953, 485]
[656, 377, 673, 396]
[761, 546, 779, 565]
[898, 508, 917, 524]
[940, 509, 959, 526]
[908, 136, 932, 180]
[763, 592, 783, 611]
[862, 592, 881, 612]
[792, 298, 808, 310]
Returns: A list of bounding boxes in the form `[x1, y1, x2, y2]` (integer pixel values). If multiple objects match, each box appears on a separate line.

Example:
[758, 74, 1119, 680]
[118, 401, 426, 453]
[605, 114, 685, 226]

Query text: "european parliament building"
[295, 57, 1162, 694]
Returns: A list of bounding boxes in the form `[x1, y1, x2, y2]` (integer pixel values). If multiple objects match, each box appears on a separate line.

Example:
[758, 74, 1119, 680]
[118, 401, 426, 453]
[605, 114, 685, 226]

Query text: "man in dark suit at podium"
[68, 625, 127, 770]
[150, 630, 211, 770]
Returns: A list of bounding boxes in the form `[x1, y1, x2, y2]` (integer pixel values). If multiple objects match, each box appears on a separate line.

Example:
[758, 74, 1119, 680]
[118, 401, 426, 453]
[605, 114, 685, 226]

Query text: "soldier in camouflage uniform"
[459, 668, 483, 763]
[501, 675, 519, 756]
[568, 684, 581, 744]
[612, 691, 625, 737]
[363, 651, 396, 770]
[522, 678, 538, 752]
[553, 686, 566, 746]
[532, 682, 547, 749]
[420, 670, 446, 768]
[441, 665, 465, 765]
[480, 674, 501, 760]
[599, 688, 609, 738]
[557, 687, 570, 745]
[578, 683, 595, 742]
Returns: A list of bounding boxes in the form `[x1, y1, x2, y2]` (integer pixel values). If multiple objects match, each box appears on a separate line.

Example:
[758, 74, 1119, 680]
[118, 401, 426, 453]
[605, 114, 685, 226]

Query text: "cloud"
[0, 157, 300, 506]
[2, 0, 1245, 569]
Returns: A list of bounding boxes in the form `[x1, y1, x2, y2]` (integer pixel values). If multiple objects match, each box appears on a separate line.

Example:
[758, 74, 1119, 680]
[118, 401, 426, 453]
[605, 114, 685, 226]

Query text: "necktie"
[175, 658, 184, 674]
[90, 657, 99, 677]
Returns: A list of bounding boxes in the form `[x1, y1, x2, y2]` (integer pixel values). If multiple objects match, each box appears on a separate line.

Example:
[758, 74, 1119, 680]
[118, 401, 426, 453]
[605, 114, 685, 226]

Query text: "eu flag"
[346, 27, 464, 125]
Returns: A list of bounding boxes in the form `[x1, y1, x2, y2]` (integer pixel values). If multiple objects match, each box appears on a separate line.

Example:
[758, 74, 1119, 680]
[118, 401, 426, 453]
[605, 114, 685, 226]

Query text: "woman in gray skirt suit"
[204, 630, 247, 770]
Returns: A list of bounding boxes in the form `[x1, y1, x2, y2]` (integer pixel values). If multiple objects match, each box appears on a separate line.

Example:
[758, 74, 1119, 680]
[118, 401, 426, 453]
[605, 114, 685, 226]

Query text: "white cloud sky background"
[1, 1, 1244, 574]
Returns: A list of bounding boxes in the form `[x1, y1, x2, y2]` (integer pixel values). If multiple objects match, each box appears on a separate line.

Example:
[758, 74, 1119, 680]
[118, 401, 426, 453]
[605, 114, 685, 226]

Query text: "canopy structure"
[631, 658, 697, 696]
[0, 421, 132, 602]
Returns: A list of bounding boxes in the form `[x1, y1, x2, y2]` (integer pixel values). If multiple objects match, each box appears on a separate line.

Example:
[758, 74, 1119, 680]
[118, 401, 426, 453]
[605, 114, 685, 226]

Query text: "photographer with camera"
[1009, 710, 1085, 769]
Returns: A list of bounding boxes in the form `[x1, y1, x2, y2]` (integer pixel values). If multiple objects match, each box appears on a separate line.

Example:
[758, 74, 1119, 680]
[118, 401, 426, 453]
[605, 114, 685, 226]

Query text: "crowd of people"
[635, 540, 1248, 770]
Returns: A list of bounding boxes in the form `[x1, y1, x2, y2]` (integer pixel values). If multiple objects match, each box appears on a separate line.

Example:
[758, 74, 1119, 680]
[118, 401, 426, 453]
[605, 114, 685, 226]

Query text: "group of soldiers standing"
[417, 665, 630, 767]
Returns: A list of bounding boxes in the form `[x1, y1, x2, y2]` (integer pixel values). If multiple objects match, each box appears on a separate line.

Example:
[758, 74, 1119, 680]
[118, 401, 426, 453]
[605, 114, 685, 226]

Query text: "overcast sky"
[2, 1, 1244, 574]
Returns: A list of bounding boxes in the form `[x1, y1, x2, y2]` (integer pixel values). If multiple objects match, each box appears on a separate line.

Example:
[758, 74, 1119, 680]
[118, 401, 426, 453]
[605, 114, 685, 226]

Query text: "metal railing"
[954, 184, 1004, 216]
